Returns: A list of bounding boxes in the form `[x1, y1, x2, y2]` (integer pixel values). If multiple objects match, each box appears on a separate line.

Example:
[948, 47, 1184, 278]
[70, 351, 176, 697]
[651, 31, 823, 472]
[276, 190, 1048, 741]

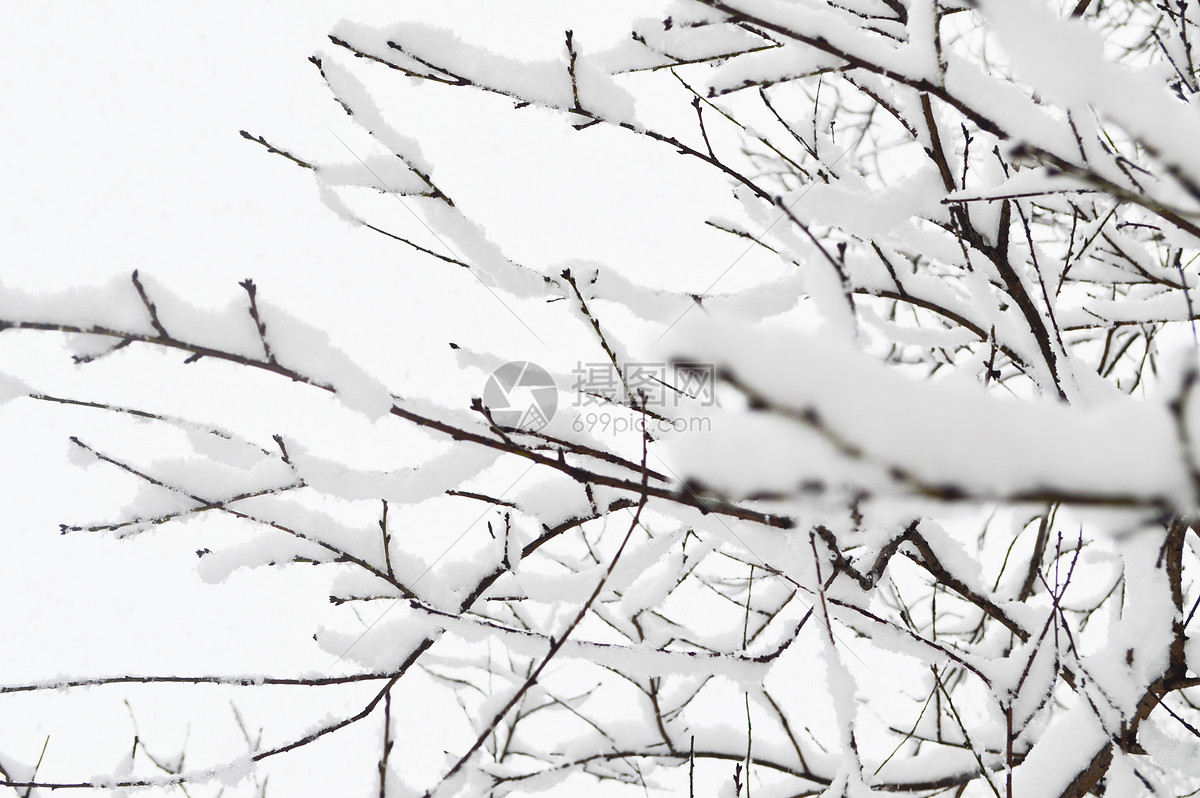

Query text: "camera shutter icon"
[483, 361, 558, 431]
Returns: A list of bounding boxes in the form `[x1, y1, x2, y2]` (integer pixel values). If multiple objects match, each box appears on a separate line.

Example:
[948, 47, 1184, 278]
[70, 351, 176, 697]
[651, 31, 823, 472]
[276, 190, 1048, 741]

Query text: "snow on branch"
[10, 1, 1200, 795]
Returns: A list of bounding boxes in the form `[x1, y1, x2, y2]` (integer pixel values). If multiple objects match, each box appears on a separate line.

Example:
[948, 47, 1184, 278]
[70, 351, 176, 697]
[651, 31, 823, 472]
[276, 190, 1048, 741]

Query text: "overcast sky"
[8, 2, 1188, 796]
[0, 1, 805, 792]
[1, 3, 518, 792]
[0, 2, 700, 793]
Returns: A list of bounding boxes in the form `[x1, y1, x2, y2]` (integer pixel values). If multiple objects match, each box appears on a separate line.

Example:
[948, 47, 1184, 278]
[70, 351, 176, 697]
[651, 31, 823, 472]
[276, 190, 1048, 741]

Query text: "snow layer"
[332, 20, 637, 123]
[0, 372, 30, 405]
[288, 442, 500, 505]
[981, 0, 1200, 205]
[658, 316, 1191, 506]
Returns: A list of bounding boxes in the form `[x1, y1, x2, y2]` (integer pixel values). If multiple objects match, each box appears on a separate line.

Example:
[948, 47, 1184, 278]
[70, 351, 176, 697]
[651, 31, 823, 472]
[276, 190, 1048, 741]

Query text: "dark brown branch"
[239, 278, 276, 365]
[5, 317, 792, 528]
[238, 130, 314, 170]
[0, 672, 402, 695]
[427, 430, 652, 795]
[69, 437, 416, 598]
[131, 270, 168, 339]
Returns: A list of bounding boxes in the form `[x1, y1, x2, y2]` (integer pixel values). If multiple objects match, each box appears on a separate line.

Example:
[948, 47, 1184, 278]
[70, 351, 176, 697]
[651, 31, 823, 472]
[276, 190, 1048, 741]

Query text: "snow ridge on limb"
[659, 315, 1189, 509]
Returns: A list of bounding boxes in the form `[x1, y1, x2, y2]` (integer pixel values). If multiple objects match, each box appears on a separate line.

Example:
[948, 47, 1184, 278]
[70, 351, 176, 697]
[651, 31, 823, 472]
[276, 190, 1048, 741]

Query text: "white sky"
[0, 6, 438, 790]
[6, 2, 1194, 796]
[0, 1, 759, 794]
